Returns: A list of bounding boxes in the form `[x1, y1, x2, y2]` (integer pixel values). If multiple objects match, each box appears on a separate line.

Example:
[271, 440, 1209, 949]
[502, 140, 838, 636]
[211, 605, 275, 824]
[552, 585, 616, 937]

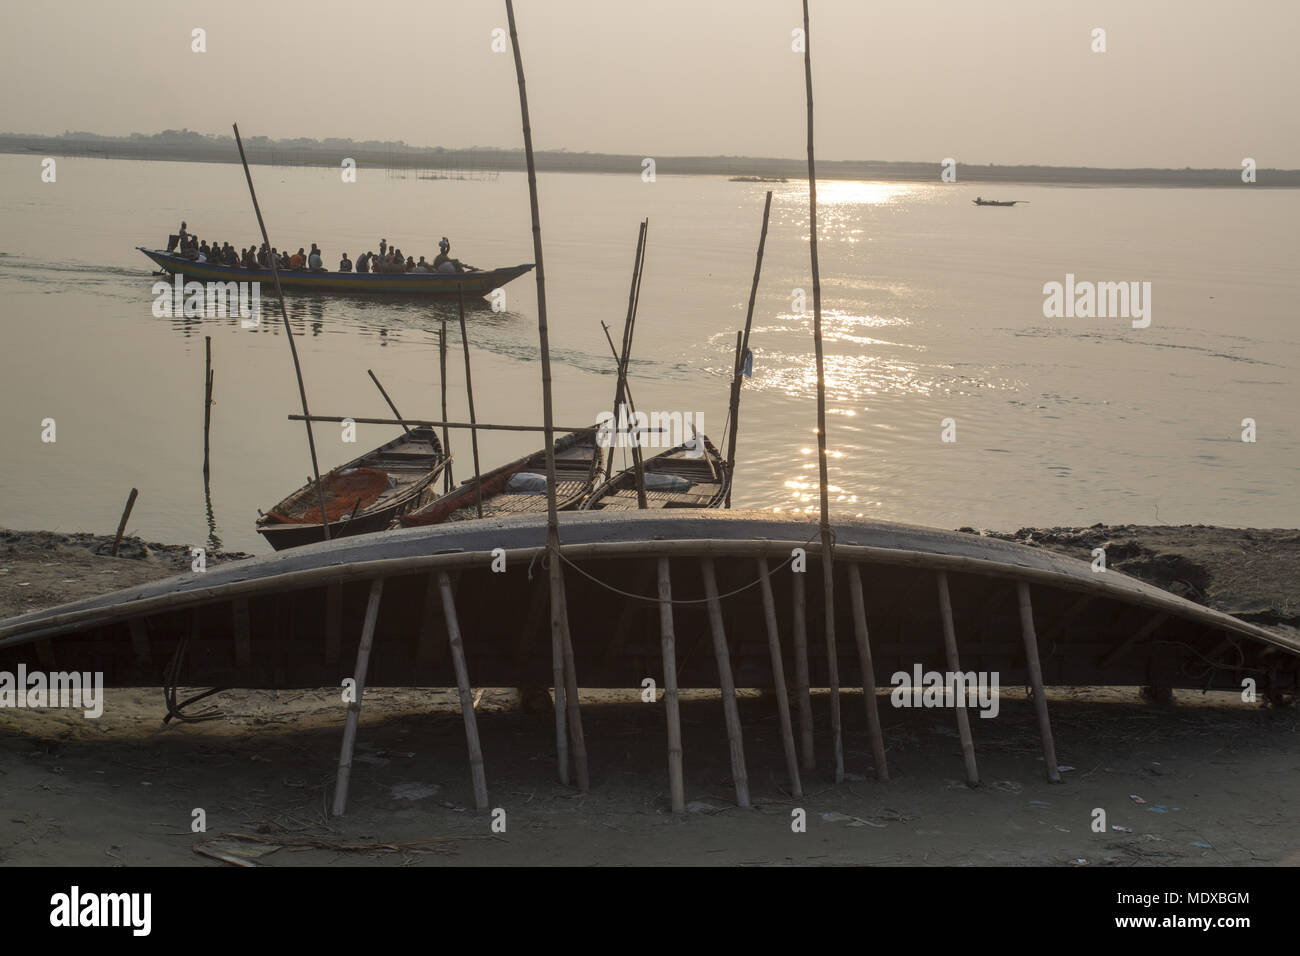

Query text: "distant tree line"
[0, 129, 1295, 187]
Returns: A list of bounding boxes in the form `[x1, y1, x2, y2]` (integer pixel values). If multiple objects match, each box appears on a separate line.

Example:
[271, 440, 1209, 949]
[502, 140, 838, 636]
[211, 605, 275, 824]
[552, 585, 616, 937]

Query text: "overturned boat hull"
[0, 512, 1294, 698]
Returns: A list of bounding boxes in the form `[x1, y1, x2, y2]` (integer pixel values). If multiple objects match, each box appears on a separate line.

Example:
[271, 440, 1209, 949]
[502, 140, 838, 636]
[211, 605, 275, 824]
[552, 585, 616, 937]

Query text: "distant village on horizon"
[2, 128, 1295, 188]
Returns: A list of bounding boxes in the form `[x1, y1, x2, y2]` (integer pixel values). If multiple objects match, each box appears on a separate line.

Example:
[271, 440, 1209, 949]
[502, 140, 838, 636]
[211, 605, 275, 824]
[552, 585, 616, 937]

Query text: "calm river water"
[0, 155, 1296, 552]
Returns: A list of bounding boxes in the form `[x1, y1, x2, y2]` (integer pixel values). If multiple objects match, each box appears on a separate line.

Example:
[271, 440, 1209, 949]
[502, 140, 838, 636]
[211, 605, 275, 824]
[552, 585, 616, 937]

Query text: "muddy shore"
[1, 524, 1296, 867]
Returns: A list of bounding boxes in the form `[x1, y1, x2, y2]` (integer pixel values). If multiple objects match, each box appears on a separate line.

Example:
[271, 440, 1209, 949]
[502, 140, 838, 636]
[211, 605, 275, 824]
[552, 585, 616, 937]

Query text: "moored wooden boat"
[139, 247, 534, 298]
[257, 427, 448, 550]
[581, 435, 730, 511]
[397, 428, 602, 527]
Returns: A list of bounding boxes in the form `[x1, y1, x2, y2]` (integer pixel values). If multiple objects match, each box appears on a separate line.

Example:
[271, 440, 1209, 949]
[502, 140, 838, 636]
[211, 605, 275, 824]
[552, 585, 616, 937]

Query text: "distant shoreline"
[3, 132, 1297, 188]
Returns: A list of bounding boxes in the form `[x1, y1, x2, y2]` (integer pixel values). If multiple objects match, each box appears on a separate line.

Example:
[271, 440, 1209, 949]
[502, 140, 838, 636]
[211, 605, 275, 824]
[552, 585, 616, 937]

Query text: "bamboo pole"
[557, 576, 589, 791]
[847, 564, 889, 780]
[656, 557, 685, 813]
[439, 322, 453, 492]
[203, 336, 213, 479]
[756, 558, 802, 798]
[700, 558, 750, 808]
[366, 369, 410, 434]
[289, 414, 602, 433]
[600, 320, 648, 507]
[607, 221, 647, 483]
[790, 569, 815, 771]
[456, 283, 484, 518]
[233, 123, 331, 540]
[110, 488, 139, 557]
[331, 577, 384, 816]
[439, 570, 489, 810]
[1018, 582, 1061, 783]
[937, 571, 979, 786]
[724, 191, 772, 507]
[506, 0, 586, 788]
[801, 0, 842, 783]
[551, 585, 569, 786]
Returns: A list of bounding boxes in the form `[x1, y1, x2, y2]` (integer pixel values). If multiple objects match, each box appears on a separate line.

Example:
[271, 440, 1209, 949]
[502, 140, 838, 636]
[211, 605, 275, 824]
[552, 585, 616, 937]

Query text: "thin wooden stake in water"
[757, 558, 802, 798]
[505, 0, 586, 788]
[801, 0, 842, 783]
[332, 578, 384, 816]
[1018, 582, 1061, 783]
[724, 191, 772, 506]
[439, 322, 453, 493]
[656, 558, 685, 813]
[110, 488, 139, 557]
[847, 564, 889, 780]
[790, 569, 815, 770]
[203, 336, 213, 478]
[232, 123, 330, 539]
[456, 283, 484, 518]
[367, 369, 410, 434]
[937, 572, 979, 787]
[700, 558, 750, 808]
[440, 571, 489, 810]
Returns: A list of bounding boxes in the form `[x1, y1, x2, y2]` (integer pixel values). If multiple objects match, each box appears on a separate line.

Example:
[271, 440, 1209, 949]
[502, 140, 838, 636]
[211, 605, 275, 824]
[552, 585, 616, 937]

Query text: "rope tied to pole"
[556, 528, 822, 606]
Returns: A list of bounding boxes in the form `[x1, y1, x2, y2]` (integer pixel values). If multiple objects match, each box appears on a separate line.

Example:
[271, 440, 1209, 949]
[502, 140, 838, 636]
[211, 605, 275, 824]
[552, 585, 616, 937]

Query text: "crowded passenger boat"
[164, 221, 478, 275]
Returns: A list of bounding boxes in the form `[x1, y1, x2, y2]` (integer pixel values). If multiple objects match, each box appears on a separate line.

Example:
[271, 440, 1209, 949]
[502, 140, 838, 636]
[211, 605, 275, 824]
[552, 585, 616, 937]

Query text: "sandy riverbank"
[0, 524, 1296, 867]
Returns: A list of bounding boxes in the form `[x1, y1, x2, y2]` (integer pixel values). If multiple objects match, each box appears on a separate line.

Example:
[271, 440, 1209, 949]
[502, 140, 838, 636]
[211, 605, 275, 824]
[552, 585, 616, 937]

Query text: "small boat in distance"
[972, 197, 1024, 207]
[581, 435, 730, 511]
[139, 247, 534, 298]
[729, 176, 788, 183]
[257, 427, 448, 550]
[397, 428, 602, 527]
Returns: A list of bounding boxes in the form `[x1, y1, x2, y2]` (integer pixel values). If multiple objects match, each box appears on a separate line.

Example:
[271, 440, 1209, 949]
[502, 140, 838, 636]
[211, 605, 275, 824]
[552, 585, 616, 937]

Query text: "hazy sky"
[4, 0, 1296, 167]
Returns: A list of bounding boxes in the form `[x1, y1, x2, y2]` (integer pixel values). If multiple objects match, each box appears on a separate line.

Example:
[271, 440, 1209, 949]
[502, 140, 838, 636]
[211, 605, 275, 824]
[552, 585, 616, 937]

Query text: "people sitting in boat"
[338, 253, 352, 272]
[197, 240, 211, 263]
[412, 256, 431, 273]
[433, 237, 462, 274]
[308, 247, 325, 272]
[289, 248, 307, 270]
[356, 252, 370, 274]
[280, 251, 292, 270]
[405, 255, 415, 271]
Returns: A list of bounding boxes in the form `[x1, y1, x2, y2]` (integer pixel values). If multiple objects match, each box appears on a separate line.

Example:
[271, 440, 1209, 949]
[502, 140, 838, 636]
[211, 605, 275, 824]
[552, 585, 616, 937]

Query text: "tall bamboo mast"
[607, 221, 647, 482]
[724, 191, 773, 507]
[505, 0, 588, 789]
[802, 0, 843, 781]
[233, 123, 330, 538]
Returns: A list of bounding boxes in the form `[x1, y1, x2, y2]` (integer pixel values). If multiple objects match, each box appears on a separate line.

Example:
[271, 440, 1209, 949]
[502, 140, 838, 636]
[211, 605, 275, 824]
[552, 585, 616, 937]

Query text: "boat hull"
[257, 427, 447, 550]
[398, 428, 602, 527]
[139, 248, 533, 297]
[0, 511, 1295, 694]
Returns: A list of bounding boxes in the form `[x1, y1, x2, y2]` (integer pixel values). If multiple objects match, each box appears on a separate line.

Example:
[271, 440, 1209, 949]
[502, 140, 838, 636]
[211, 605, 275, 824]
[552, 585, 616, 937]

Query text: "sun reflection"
[813, 180, 921, 207]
